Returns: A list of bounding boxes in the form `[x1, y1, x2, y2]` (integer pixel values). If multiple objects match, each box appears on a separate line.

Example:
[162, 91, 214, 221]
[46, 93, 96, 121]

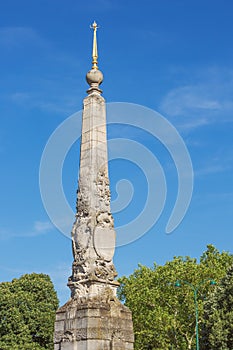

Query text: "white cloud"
[194, 191, 233, 202]
[7, 89, 80, 115]
[10, 92, 30, 103]
[0, 25, 83, 115]
[34, 220, 54, 233]
[0, 228, 9, 240]
[0, 220, 55, 240]
[195, 164, 231, 176]
[161, 85, 221, 117]
[194, 150, 233, 177]
[159, 68, 233, 131]
[0, 27, 46, 48]
[0, 262, 71, 305]
[80, 0, 118, 12]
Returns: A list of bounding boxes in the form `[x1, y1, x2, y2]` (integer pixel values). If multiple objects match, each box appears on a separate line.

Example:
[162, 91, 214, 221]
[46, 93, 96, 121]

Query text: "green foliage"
[0, 273, 59, 350]
[202, 263, 233, 349]
[118, 245, 233, 350]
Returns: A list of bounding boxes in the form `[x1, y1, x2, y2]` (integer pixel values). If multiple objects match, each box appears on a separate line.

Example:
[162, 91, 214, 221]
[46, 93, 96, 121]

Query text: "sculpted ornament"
[94, 259, 117, 280]
[96, 170, 111, 207]
[96, 211, 114, 227]
[54, 22, 134, 350]
[61, 331, 75, 342]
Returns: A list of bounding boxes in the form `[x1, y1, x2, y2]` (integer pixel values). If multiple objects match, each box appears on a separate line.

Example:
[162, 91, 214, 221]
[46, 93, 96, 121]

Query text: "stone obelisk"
[54, 22, 134, 350]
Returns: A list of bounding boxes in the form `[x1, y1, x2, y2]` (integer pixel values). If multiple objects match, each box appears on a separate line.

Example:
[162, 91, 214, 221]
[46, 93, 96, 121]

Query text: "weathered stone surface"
[54, 23, 134, 349]
[54, 291, 134, 350]
[93, 227, 115, 261]
[68, 91, 118, 300]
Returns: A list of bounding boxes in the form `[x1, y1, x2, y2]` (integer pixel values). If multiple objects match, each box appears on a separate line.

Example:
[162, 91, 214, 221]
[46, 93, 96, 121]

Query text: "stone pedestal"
[54, 285, 134, 350]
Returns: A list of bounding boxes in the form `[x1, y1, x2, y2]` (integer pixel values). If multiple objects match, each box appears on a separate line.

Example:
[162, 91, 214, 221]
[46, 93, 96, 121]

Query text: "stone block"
[54, 296, 134, 350]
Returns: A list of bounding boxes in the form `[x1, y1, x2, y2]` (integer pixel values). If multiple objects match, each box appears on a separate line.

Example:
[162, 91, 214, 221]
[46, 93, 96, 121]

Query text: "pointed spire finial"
[90, 21, 99, 70]
[86, 21, 103, 93]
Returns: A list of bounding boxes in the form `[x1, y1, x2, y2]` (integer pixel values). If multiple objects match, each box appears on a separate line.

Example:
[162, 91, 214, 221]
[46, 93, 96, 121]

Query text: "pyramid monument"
[54, 22, 134, 350]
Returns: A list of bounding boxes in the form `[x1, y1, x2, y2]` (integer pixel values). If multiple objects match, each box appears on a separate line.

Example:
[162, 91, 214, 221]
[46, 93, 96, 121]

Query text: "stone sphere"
[86, 69, 103, 86]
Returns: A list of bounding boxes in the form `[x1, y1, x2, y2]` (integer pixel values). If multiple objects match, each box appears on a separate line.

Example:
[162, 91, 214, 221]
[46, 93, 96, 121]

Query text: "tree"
[201, 263, 233, 349]
[118, 245, 233, 350]
[0, 273, 59, 350]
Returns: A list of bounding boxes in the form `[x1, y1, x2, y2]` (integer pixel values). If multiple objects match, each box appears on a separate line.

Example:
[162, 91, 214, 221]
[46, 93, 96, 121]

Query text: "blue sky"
[0, 0, 233, 305]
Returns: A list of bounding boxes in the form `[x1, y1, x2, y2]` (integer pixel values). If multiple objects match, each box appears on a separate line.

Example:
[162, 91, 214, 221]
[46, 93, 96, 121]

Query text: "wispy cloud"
[79, 0, 119, 12]
[8, 91, 79, 115]
[0, 220, 55, 240]
[0, 262, 71, 304]
[160, 67, 233, 131]
[195, 151, 233, 177]
[33, 220, 54, 233]
[195, 164, 231, 176]
[96, 0, 117, 9]
[0, 26, 47, 49]
[161, 85, 221, 116]
[0, 25, 82, 70]
[7, 75, 82, 114]
[0, 25, 83, 115]
[193, 191, 233, 203]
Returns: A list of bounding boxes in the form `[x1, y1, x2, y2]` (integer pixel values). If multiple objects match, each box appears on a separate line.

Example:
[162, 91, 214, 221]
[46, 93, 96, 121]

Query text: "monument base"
[54, 285, 134, 350]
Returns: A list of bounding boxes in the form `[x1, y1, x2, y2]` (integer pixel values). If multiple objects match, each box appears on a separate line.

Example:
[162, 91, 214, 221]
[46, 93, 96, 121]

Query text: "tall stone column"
[54, 22, 134, 350]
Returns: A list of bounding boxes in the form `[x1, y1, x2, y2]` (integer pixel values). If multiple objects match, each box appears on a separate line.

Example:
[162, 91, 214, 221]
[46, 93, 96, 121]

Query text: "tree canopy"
[118, 245, 233, 350]
[201, 263, 233, 349]
[0, 273, 59, 350]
